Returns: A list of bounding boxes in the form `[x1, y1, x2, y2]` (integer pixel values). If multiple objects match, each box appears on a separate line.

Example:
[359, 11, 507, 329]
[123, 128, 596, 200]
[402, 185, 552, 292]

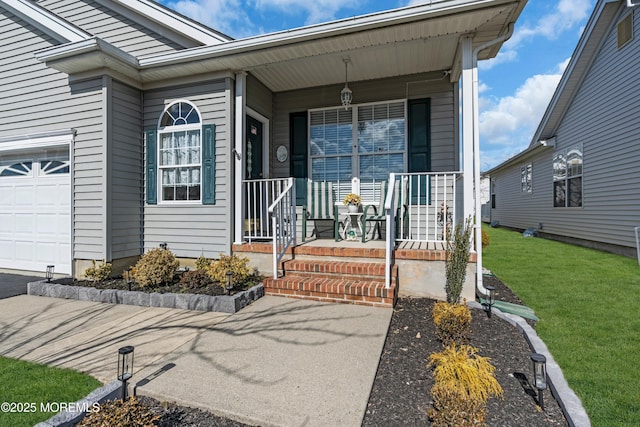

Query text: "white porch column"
[234, 72, 247, 244]
[460, 36, 475, 224]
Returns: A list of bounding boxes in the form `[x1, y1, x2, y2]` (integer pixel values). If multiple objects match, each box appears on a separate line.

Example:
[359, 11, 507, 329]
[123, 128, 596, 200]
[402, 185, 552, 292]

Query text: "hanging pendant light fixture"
[340, 58, 352, 110]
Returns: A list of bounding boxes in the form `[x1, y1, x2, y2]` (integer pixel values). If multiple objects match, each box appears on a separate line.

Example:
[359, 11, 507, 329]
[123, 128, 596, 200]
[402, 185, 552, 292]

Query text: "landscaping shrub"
[178, 269, 213, 290]
[83, 259, 112, 281]
[206, 253, 251, 288]
[445, 216, 473, 303]
[132, 248, 180, 287]
[481, 229, 490, 249]
[195, 254, 211, 271]
[432, 301, 472, 346]
[78, 397, 159, 426]
[428, 383, 486, 427]
[427, 343, 503, 426]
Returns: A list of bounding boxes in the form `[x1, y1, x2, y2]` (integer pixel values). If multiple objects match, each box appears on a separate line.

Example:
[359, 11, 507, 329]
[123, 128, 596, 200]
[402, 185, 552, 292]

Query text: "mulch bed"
[362, 274, 568, 426]
[70, 278, 260, 297]
[108, 276, 569, 426]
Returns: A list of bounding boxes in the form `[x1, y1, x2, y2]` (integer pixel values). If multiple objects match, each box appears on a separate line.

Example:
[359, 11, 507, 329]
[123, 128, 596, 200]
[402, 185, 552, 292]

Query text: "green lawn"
[0, 356, 102, 427]
[482, 225, 640, 427]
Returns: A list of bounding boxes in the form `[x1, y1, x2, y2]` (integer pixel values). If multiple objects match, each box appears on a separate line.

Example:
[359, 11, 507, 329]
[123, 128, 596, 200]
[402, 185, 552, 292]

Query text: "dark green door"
[246, 115, 263, 179]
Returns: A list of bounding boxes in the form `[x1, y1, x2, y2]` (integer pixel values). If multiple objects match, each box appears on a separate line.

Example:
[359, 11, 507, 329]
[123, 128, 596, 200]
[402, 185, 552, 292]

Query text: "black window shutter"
[202, 124, 216, 205]
[290, 112, 308, 205]
[408, 98, 431, 204]
[145, 128, 157, 205]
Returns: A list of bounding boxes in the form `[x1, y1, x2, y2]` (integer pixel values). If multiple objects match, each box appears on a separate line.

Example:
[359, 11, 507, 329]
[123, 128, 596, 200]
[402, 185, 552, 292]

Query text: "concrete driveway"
[0, 273, 42, 299]
[0, 294, 392, 427]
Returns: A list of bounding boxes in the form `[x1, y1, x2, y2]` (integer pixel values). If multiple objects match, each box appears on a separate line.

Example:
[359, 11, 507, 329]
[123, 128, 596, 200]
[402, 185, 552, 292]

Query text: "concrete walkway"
[0, 295, 392, 426]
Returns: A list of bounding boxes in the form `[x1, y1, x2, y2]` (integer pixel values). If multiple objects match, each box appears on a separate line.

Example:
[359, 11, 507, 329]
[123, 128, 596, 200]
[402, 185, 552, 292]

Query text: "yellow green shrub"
[78, 397, 159, 426]
[132, 248, 180, 287]
[428, 344, 503, 426]
[432, 301, 472, 346]
[428, 344, 503, 403]
[428, 382, 487, 427]
[481, 229, 490, 249]
[195, 254, 211, 271]
[83, 259, 112, 282]
[206, 253, 251, 288]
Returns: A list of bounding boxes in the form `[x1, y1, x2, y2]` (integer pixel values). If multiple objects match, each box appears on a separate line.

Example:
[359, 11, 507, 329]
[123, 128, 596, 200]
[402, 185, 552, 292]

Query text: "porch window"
[159, 101, 202, 202]
[553, 144, 582, 207]
[309, 101, 406, 202]
[521, 163, 532, 193]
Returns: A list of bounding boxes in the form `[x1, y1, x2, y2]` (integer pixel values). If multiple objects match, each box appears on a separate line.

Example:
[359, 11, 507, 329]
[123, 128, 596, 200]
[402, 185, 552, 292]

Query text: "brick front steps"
[262, 250, 397, 308]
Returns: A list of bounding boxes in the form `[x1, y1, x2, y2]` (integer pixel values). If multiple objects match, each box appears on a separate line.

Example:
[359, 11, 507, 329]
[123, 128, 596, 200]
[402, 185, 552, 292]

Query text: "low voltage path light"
[124, 268, 133, 291]
[226, 271, 233, 295]
[530, 352, 547, 411]
[46, 265, 55, 283]
[484, 285, 495, 317]
[117, 346, 135, 400]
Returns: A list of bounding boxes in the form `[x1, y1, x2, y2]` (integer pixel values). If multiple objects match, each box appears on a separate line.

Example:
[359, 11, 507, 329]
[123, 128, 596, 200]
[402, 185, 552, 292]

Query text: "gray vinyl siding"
[38, 0, 187, 56]
[0, 7, 107, 261]
[110, 80, 143, 259]
[247, 74, 273, 120]
[490, 149, 553, 231]
[271, 73, 457, 179]
[143, 79, 232, 258]
[492, 8, 640, 250]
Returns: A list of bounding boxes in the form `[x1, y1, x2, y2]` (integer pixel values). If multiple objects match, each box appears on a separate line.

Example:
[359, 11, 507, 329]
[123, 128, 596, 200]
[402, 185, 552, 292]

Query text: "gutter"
[138, 0, 506, 67]
[472, 22, 514, 297]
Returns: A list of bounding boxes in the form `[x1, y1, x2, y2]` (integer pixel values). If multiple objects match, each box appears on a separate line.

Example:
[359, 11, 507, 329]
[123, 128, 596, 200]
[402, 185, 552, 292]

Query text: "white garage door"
[0, 153, 71, 274]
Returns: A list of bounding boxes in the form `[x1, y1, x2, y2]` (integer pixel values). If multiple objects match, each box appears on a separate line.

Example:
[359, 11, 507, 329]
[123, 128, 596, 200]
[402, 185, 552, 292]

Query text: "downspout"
[472, 23, 514, 296]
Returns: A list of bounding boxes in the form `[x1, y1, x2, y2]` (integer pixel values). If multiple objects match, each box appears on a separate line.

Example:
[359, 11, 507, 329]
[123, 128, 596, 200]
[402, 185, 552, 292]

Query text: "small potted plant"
[343, 193, 362, 213]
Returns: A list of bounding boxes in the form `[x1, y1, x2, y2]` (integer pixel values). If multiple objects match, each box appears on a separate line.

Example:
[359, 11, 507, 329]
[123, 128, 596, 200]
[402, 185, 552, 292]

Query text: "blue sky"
[160, 0, 597, 170]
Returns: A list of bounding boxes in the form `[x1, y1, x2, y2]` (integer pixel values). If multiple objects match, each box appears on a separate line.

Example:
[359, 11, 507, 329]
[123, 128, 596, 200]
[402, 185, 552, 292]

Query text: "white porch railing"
[242, 178, 291, 241]
[384, 171, 462, 287]
[268, 178, 296, 279]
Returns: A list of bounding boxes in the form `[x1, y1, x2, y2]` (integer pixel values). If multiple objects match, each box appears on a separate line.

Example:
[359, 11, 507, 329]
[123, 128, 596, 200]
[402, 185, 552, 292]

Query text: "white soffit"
[0, 0, 90, 43]
[139, 3, 514, 90]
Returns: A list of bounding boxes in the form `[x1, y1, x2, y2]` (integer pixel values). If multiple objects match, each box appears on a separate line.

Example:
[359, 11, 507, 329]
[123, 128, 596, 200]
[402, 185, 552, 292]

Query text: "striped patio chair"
[302, 180, 339, 242]
[361, 179, 408, 243]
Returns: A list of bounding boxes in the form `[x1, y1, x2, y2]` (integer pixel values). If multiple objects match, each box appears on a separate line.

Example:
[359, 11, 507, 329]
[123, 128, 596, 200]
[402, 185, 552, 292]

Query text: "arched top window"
[159, 101, 201, 128]
[157, 101, 202, 202]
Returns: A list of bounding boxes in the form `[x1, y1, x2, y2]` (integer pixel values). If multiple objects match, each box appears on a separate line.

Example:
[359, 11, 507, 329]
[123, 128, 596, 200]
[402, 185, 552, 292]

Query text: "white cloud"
[483, 0, 593, 69]
[480, 59, 568, 165]
[253, 0, 366, 25]
[164, 0, 256, 38]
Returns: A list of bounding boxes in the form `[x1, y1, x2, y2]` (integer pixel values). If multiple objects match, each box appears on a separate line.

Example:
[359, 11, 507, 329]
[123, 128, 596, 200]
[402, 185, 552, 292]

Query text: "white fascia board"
[112, 0, 231, 45]
[0, 129, 75, 152]
[35, 37, 139, 68]
[139, 0, 509, 67]
[530, 0, 619, 146]
[0, 0, 90, 43]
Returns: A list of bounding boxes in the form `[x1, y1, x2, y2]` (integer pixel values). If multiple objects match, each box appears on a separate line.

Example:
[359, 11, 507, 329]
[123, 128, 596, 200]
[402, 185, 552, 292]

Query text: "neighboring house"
[0, 0, 525, 299]
[486, 0, 640, 258]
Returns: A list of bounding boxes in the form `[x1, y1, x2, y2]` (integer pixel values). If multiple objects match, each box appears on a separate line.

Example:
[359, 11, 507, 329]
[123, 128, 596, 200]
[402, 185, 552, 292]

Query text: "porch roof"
[36, 0, 526, 90]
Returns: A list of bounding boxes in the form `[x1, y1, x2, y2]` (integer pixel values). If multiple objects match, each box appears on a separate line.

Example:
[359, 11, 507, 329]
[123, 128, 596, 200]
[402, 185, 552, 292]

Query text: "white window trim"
[553, 144, 583, 208]
[521, 163, 532, 193]
[307, 99, 408, 203]
[157, 100, 203, 205]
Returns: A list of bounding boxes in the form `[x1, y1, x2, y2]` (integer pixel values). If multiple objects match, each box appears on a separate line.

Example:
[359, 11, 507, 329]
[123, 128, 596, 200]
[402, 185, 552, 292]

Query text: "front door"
[246, 115, 263, 179]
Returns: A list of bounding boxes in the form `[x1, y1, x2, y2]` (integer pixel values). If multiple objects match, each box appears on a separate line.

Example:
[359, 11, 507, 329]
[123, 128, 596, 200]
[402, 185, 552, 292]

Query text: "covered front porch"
[222, 0, 526, 304]
[232, 171, 477, 306]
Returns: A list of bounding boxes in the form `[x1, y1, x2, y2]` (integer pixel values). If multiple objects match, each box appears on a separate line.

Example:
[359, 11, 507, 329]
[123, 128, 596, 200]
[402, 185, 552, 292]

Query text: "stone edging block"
[467, 301, 591, 427]
[27, 280, 264, 314]
[34, 380, 122, 427]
